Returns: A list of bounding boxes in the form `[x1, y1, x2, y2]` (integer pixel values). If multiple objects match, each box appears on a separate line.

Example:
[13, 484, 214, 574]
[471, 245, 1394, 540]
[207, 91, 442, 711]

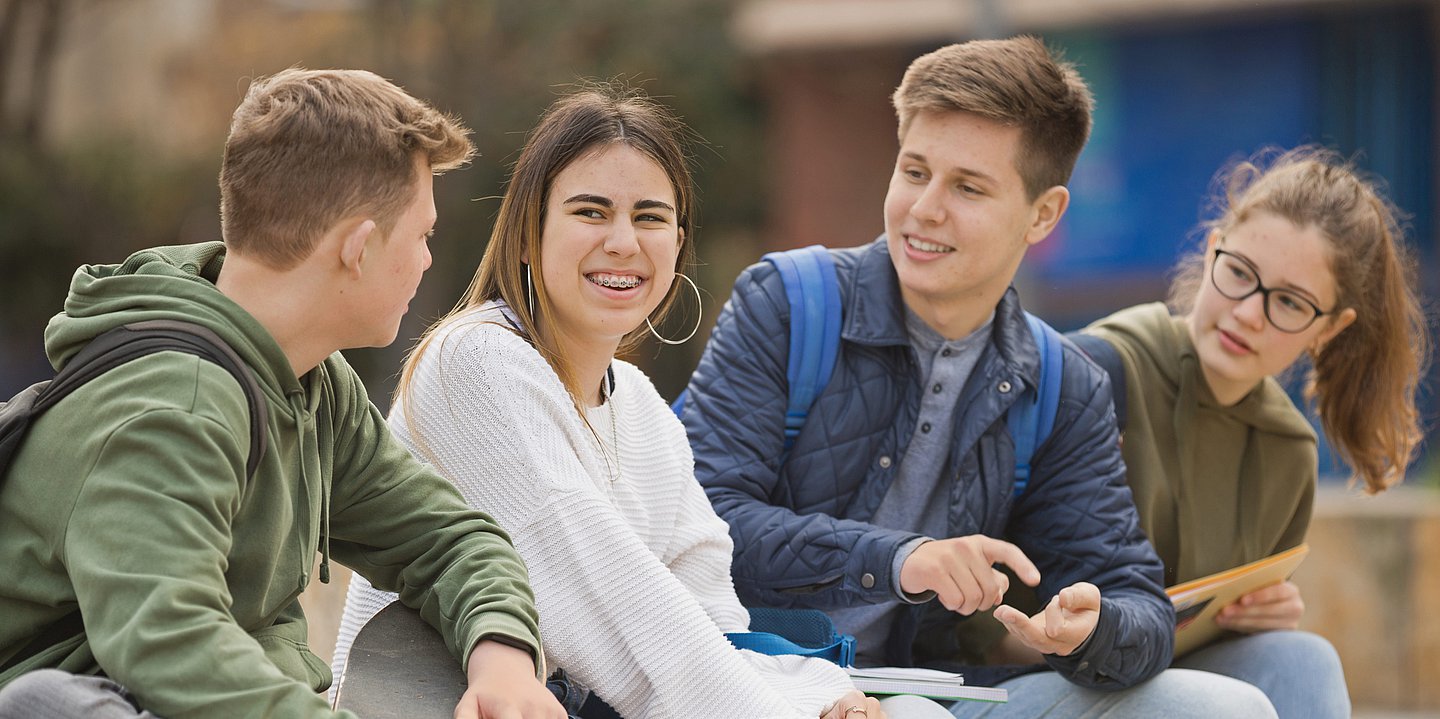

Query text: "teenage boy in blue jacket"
[681, 37, 1277, 717]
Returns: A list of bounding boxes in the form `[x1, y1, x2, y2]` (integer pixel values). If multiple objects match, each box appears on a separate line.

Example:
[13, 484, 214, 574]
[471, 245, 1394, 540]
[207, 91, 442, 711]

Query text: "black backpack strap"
[38, 320, 269, 479]
[0, 320, 268, 675]
[1066, 332, 1128, 433]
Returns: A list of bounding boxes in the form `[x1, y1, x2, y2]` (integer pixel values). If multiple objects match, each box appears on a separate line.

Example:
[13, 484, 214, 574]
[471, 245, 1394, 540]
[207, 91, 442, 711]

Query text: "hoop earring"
[525, 262, 536, 320]
[645, 272, 703, 345]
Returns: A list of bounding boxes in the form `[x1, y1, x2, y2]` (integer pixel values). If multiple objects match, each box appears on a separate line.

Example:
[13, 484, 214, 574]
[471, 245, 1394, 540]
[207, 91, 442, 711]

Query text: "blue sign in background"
[1028, 8, 1436, 479]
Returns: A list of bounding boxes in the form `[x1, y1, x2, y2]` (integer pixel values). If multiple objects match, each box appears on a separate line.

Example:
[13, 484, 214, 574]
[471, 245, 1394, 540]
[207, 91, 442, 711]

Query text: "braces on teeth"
[590, 274, 641, 289]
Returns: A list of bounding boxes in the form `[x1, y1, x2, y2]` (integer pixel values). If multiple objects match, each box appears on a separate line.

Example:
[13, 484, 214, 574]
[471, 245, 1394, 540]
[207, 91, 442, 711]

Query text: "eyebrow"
[900, 151, 998, 186]
[562, 194, 675, 213]
[1229, 249, 1323, 302]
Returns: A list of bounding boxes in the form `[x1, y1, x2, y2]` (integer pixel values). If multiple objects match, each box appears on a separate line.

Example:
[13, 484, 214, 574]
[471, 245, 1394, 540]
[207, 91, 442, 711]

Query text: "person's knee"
[0, 670, 76, 716]
[878, 692, 955, 719]
[1140, 668, 1278, 719]
[1, 669, 72, 699]
[1270, 630, 1343, 672]
[1201, 677, 1278, 719]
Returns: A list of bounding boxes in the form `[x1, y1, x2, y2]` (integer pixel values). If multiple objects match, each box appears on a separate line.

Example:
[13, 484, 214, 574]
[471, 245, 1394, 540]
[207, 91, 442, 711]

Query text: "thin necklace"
[601, 375, 621, 484]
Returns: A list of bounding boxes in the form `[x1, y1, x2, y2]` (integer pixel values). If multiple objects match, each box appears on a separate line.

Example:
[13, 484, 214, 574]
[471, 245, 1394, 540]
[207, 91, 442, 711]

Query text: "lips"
[1217, 328, 1254, 354]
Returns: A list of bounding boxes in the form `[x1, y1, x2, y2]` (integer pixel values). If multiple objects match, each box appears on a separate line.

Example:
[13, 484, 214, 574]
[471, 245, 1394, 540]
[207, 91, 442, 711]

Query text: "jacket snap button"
[861, 573, 876, 588]
[998, 381, 1012, 393]
[878, 455, 892, 469]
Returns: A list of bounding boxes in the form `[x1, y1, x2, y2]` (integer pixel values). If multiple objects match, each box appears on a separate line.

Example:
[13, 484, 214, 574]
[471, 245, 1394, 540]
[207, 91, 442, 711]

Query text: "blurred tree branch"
[0, 1, 22, 124]
[0, 0, 68, 142]
[23, 0, 66, 143]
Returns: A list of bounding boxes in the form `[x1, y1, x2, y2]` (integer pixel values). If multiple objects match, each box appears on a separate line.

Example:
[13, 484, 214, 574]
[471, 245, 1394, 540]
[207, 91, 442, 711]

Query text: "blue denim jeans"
[1173, 630, 1350, 719]
[947, 667, 1279, 718]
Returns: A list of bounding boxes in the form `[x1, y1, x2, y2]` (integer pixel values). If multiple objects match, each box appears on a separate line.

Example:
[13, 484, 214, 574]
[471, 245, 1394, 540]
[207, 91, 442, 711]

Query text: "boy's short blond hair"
[219, 68, 474, 269]
[893, 36, 1092, 200]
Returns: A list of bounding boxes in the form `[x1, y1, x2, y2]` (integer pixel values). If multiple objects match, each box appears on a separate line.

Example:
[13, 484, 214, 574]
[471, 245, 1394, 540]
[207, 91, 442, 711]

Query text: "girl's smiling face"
[535, 143, 682, 353]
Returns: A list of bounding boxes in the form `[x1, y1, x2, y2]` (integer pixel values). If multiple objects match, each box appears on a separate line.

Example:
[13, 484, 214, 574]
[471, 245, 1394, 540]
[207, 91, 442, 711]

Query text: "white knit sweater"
[331, 303, 855, 719]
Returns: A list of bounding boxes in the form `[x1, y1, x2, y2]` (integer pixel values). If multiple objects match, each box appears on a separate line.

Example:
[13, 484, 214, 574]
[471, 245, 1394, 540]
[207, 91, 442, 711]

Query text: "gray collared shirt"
[828, 307, 994, 664]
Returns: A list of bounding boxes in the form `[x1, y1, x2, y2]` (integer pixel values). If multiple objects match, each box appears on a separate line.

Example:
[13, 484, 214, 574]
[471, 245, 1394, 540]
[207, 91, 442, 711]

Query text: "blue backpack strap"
[1065, 332, 1127, 432]
[760, 246, 842, 451]
[1008, 312, 1064, 498]
[725, 607, 856, 666]
[669, 246, 841, 432]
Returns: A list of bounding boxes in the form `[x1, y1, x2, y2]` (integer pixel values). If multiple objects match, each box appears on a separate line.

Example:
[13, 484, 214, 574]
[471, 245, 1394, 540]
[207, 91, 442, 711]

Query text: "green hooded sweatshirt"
[1084, 303, 1316, 587]
[0, 243, 542, 718]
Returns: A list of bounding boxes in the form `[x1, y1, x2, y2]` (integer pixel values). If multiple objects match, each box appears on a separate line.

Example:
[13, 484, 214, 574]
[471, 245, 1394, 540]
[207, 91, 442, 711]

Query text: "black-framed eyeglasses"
[1210, 248, 1334, 333]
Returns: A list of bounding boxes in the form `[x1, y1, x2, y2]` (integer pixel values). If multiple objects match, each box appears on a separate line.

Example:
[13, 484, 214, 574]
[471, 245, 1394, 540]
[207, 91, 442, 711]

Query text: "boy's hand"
[899, 535, 1041, 615]
[994, 582, 1099, 657]
[1215, 580, 1304, 633]
[456, 639, 566, 719]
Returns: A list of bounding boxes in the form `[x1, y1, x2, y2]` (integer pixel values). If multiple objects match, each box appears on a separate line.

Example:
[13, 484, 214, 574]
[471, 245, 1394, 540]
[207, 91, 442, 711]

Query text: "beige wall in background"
[301, 560, 351, 667]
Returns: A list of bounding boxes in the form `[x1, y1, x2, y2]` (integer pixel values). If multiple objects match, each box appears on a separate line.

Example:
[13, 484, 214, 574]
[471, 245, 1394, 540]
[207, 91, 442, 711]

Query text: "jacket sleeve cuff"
[846, 527, 928, 602]
[891, 537, 936, 604]
[461, 620, 547, 681]
[1043, 595, 1129, 690]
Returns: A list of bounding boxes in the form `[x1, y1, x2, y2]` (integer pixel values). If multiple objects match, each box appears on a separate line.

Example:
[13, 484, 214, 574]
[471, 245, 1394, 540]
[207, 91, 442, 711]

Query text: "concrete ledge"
[1295, 485, 1440, 711]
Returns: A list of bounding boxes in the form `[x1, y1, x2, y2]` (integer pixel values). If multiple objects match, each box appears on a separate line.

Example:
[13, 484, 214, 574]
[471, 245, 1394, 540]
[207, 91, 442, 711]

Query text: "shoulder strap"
[0, 320, 269, 676]
[8, 320, 269, 480]
[1008, 312, 1064, 498]
[725, 607, 856, 667]
[1065, 332, 1127, 432]
[761, 245, 842, 451]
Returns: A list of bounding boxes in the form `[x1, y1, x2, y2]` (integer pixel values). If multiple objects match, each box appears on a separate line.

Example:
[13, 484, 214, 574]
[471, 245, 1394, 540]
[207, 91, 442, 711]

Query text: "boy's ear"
[1023, 185, 1070, 247]
[338, 219, 378, 278]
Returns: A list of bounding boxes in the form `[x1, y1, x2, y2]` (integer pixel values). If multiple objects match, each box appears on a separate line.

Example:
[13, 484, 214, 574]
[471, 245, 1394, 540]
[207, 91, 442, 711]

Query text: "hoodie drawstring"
[290, 392, 331, 585]
[320, 485, 332, 584]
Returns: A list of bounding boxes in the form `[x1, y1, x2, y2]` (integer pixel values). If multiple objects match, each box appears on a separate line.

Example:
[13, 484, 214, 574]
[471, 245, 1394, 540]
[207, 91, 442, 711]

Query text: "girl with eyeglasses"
[1073, 145, 1430, 717]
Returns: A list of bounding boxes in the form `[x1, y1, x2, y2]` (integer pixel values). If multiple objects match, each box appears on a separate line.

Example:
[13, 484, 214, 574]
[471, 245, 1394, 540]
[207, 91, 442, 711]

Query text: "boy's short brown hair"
[219, 68, 474, 269]
[892, 36, 1093, 200]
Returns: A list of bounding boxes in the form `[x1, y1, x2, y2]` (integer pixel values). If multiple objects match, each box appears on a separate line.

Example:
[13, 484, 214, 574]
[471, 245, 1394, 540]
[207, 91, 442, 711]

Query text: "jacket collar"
[841, 237, 910, 348]
[842, 235, 1041, 390]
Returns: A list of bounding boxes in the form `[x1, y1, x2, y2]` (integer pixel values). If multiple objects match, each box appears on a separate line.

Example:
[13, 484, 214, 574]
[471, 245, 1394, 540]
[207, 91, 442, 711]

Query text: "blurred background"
[1, 0, 1436, 714]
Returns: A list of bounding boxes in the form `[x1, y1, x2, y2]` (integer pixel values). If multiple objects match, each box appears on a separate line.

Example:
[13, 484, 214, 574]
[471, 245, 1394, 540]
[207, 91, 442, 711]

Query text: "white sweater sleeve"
[364, 315, 850, 719]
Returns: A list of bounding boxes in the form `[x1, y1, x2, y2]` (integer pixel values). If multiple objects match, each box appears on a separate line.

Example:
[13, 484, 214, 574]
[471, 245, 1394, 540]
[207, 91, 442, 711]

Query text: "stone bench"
[1293, 484, 1440, 712]
[331, 601, 465, 717]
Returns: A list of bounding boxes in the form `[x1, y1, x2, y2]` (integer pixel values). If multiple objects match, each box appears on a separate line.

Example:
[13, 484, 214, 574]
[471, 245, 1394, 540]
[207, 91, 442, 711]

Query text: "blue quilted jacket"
[682, 238, 1173, 690]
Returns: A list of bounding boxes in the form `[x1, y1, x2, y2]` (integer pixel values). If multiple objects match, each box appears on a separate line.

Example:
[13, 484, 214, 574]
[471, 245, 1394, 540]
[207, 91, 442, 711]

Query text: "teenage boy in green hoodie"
[0, 69, 565, 719]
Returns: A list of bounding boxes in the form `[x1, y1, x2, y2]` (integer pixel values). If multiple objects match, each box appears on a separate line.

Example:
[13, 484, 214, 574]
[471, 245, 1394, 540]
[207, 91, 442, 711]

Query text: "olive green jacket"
[1085, 303, 1316, 586]
[0, 243, 542, 718]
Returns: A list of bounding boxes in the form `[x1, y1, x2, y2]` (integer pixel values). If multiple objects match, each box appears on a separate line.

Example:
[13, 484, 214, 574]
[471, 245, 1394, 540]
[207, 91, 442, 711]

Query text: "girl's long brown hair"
[1170, 146, 1430, 493]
